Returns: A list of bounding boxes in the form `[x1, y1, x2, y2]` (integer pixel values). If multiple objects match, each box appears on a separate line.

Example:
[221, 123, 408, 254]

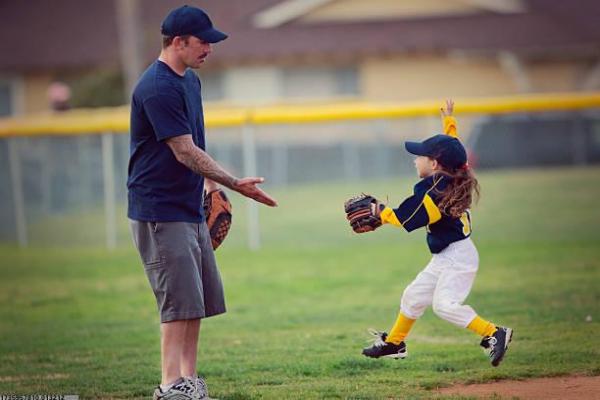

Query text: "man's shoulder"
[134, 66, 183, 103]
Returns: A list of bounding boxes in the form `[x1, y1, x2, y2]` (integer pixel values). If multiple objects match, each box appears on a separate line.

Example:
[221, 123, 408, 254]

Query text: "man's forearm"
[167, 134, 275, 206]
[178, 146, 238, 189]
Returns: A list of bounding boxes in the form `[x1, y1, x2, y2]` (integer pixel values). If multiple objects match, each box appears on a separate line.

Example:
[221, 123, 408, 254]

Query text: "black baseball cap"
[405, 134, 468, 169]
[161, 5, 228, 44]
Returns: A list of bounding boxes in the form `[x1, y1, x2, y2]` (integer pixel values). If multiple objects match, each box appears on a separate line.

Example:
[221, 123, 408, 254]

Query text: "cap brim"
[405, 141, 428, 156]
[194, 28, 228, 43]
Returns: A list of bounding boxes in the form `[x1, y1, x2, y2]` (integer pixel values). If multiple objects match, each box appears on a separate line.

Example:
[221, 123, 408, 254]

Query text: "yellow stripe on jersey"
[442, 116, 459, 138]
[380, 206, 402, 227]
[400, 175, 444, 227]
[423, 194, 442, 224]
[460, 211, 472, 236]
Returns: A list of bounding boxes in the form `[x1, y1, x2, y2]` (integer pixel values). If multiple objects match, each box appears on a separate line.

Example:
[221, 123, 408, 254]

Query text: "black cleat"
[480, 326, 513, 367]
[362, 329, 407, 359]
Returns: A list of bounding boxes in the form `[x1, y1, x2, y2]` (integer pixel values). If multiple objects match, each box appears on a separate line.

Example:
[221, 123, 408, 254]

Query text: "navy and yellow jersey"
[378, 115, 470, 253]
[379, 174, 472, 253]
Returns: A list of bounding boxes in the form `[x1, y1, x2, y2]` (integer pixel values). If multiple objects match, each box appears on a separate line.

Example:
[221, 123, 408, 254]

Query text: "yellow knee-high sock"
[385, 313, 416, 345]
[467, 316, 497, 337]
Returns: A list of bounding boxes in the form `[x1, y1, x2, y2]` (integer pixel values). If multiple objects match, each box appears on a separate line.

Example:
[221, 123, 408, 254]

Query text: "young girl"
[360, 100, 512, 367]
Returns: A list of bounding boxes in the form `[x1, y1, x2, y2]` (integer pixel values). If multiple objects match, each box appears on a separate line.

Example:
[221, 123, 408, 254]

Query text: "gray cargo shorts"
[130, 220, 226, 323]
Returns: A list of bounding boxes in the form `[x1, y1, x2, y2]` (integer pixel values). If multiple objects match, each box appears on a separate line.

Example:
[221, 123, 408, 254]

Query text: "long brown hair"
[434, 164, 480, 218]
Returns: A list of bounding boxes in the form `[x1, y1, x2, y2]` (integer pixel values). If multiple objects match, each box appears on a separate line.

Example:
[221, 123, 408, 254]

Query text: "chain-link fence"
[1, 94, 599, 248]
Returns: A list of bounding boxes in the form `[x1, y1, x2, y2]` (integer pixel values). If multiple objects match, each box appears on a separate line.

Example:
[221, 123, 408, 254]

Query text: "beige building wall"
[527, 61, 585, 93]
[15, 58, 592, 114]
[361, 55, 518, 101]
[22, 72, 54, 114]
[361, 55, 589, 102]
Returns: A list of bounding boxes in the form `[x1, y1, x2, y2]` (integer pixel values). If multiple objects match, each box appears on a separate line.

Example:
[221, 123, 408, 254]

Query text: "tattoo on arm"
[167, 135, 238, 189]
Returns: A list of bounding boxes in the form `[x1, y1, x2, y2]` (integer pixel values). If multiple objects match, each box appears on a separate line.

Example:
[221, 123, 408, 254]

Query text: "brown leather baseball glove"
[344, 193, 383, 233]
[203, 188, 232, 250]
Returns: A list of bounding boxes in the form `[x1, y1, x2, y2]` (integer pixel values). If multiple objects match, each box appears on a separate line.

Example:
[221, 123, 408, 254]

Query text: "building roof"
[1, 0, 599, 71]
[0, 0, 120, 70]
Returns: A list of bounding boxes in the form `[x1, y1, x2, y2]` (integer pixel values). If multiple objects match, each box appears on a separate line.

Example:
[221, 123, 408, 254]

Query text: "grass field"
[0, 166, 599, 399]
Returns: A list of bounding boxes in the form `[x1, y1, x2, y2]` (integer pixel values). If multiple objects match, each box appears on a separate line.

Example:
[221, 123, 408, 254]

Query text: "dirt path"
[436, 375, 600, 399]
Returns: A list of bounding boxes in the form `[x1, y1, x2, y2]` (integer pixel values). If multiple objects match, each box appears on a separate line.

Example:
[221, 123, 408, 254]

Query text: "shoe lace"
[173, 379, 195, 396]
[366, 328, 387, 348]
[481, 336, 498, 356]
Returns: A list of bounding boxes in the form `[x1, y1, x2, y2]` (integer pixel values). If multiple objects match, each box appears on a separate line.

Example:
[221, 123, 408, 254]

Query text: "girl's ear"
[430, 158, 440, 170]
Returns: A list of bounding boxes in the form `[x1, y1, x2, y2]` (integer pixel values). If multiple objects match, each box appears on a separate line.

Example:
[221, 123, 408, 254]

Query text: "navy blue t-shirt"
[127, 60, 206, 222]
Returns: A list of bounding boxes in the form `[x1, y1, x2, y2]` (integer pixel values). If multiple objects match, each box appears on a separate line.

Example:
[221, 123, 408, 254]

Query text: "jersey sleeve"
[380, 176, 444, 232]
[442, 115, 458, 138]
[143, 93, 192, 142]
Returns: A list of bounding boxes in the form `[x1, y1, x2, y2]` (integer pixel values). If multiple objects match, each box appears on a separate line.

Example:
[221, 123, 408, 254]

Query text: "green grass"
[1, 166, 599, 399]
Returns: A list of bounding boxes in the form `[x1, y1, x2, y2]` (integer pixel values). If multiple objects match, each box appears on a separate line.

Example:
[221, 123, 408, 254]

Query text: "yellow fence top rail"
[1, 92, 599, 137]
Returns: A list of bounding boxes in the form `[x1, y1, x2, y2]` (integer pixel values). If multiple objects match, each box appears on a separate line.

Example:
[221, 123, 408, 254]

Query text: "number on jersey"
[460, 210, 472, 236]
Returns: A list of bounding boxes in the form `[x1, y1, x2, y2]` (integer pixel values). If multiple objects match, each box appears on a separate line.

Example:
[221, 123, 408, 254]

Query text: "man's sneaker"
[480, 326, 513, 367]
[362, 329, 407, 359]
[153, 377, 196, 400]
[186, 376, 214, 400]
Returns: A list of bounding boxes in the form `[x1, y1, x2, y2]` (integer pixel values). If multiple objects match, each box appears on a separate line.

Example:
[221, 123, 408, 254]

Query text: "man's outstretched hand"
[233, 177, 278, 207]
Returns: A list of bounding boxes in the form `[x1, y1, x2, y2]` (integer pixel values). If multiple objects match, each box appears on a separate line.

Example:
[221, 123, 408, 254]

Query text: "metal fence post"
[242, 123, 260, 251]
[8, 138, 27, 247]
[102, 132, 117, 250]
[40, 138, 52, 214]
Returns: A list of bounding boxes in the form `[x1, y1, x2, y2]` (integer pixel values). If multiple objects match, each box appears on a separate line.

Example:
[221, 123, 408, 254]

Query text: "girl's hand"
[441, 99, 454, 117]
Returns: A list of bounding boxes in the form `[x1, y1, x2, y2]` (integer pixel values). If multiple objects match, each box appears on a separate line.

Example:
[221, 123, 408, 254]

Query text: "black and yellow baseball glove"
[344, 193, 383, 233]
[203, 188, 232, 250]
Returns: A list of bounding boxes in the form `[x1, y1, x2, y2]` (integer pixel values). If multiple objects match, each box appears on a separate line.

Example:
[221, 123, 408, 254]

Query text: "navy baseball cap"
[161, 5, 228, 43]
[405, 134, 468, 169]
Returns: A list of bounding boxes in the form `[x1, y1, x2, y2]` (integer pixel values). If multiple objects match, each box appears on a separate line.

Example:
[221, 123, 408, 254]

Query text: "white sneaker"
[186, 375, 216, 400]
[153, 378, 195, 400]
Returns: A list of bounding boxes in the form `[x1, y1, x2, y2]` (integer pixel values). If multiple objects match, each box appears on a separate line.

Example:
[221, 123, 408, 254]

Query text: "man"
[127, 5, 277, 399]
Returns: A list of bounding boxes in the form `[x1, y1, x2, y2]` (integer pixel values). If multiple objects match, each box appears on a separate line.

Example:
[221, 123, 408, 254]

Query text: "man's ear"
[172, 36, 186, 50]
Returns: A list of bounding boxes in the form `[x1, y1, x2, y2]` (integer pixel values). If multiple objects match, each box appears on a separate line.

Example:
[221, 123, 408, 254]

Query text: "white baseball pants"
[400, 237, 479, 328]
